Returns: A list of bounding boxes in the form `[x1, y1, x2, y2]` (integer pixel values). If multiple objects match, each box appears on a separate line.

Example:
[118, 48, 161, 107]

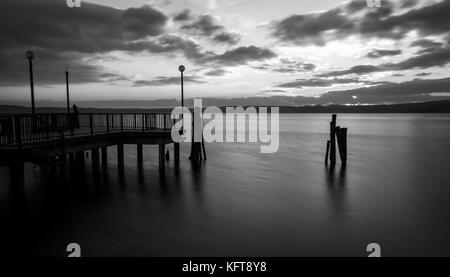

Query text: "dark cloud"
[0, 0, 171, 85]
[345, 0, 367, 14]
[318, 65, 381, 77]
[400, 0, 419, 9]
[410, 39, 446, 55]
[318, 77, 450, 104]
[415, 72, 431, 77]
[277, 77, 375, 88]
[181, 14, 224, 36]
[271, 8, 354, 46]
[394, 46, 450, 70]
[318, 45, 450, 77]
[203, 69, 229, 76]
[173, 9, 192, 21]
[0, 0, 168, 53]
[98, 73, 131, 82]
[0, 49, 108, 86]
[180, 14, 240, 45]
[212, 32, 241, 45]
[253, 59, 315, 74]
[366, 49, 402, 58]
[271, 0, 450, 45]
[122, 5, 168, 39]
[133, 76, 204, 86]
[204, 46, 277, 66]
[124, 35, 208, 60]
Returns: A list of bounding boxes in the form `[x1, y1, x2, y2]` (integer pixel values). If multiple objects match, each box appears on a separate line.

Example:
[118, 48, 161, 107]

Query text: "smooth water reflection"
[1, 114, 450, 256]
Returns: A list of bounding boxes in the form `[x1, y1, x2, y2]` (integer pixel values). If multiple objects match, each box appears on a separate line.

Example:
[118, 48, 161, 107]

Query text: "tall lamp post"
[179, 65, 185, 110]
[178, 65, 185, 135]
[65, 70, 70, 114]
[25, 50, 35, 118]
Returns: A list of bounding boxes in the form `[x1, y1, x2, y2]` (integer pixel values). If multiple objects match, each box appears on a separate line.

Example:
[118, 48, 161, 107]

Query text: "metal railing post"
[14, 116, 22, 147]
[164, 114, 167, 131]
[106, 114, 110, 133]
[90, 114, 93, 135]
[120, 114, 124, 132]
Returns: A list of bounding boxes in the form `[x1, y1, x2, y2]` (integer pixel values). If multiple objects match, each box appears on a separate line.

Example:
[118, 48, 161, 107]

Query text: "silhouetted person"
[165, 150, 170, 161]
[72, 104, 80, 128]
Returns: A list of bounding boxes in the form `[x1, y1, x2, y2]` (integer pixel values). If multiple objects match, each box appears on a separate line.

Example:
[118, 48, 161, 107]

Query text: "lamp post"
[179, 65, 185, 109]
[178, 65, 185, 135]
[65, 70, 70, 115]
[25, 50, 35, 118]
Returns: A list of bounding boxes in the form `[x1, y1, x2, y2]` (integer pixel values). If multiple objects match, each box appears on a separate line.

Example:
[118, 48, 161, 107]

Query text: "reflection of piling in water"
[325, 140, 330, 163]
[189, 109, 207, 162]
[325, 114, 347, 165]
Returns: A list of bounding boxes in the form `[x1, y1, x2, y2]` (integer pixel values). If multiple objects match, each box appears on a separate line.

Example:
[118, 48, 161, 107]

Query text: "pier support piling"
[117, 144, 124, 169]
[75, 151, 85, 167]
[10, 161, 25, 193]
[137, 144, 143, 166]
[91, 148, 100, 170]
[159, 144, 165, 169]
[174, 143, 180, 166]
[101, 147, 107, 166]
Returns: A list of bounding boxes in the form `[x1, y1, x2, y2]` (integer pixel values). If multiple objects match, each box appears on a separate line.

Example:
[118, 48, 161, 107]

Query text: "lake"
[1, 114, 450, 256]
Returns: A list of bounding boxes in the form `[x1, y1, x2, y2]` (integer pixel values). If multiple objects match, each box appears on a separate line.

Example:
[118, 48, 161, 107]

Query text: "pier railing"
[0, 112, 173, 146]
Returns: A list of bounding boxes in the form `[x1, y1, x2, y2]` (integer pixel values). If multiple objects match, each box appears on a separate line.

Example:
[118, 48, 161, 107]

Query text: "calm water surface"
[1, 114, 450, 256]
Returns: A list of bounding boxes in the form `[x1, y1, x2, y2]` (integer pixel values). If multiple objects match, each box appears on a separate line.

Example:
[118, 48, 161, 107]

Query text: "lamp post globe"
[25, 50, 34, 60]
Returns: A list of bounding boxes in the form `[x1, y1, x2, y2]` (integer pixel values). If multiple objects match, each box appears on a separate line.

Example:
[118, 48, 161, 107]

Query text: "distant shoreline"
[1, 100, 450, 113]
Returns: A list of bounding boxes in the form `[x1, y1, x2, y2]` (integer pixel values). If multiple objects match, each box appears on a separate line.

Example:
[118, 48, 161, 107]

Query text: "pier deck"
[0, 112, 179, 192]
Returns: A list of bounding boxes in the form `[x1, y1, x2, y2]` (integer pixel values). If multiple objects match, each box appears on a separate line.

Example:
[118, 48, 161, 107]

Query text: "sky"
[1, 0, 450, 107]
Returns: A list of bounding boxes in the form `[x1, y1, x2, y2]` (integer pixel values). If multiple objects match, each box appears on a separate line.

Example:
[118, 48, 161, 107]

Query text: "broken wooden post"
[329, 114, 337, 164]
[341, 128, 347, 164]
[335, 126, 344, 162]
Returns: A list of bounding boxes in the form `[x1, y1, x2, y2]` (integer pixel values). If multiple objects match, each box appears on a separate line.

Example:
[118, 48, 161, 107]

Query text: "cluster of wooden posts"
[325, 114, 347, 165]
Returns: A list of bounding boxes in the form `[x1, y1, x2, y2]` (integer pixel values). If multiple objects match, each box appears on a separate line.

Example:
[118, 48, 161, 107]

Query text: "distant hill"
[1, 100, 450, 113]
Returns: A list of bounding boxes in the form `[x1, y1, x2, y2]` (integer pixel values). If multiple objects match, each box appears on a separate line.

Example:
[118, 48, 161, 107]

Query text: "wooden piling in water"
[341, 128, 347, 164]
[117, 144, 124, 169]
[75, 151, 85, 166]
[137, 144, 143, 166]
[325, 114, 348, 165]
[159, 144, 165, 168]
[335, 126, 343, 162]
[91, 148, 100, 170]
[325, 140, 330, 163]
[101, 147, 107, 166]
[174, 142, 180, 165]
[329, 114, 337, 164]
[10, 160, 24, 193]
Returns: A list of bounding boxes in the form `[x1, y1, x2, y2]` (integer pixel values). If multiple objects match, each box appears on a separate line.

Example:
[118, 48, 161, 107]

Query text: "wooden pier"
[0, 112, 179, 193]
